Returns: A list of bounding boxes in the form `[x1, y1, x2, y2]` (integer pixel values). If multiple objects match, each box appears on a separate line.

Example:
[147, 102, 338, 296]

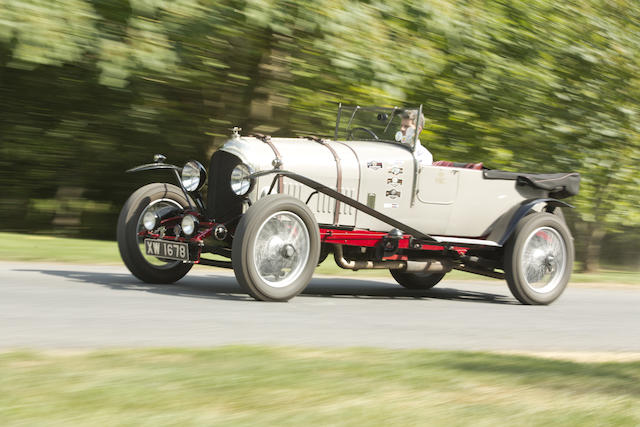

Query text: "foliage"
[0, 0, 638, 268]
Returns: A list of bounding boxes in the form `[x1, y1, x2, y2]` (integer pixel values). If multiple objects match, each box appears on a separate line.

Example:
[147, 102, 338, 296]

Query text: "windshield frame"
[334, 104, 423, 152]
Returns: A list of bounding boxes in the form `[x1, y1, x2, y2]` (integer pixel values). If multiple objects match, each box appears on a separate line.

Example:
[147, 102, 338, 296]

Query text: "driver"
[396, 111, 433, 165]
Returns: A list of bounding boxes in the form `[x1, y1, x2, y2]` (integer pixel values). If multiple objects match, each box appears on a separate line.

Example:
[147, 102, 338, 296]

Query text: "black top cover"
[483, 170, 580, 199]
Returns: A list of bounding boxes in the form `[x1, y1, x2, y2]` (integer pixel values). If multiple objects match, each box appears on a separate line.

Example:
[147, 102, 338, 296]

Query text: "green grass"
[0, 232, 121, 264]
[569, 270, 640, 284]
[0, 347, 638, 426]
[0, 232, 638, 284]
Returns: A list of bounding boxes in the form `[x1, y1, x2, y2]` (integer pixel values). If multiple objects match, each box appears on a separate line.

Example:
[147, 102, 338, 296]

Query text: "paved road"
[1, 261, 638, 351]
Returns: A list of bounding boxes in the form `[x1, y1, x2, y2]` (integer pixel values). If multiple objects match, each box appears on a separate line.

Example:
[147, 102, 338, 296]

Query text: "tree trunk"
[581, 222, 606, 273]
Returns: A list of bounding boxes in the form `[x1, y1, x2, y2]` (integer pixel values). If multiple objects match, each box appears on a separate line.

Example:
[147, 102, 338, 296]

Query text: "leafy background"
[0, 0, 638, 271]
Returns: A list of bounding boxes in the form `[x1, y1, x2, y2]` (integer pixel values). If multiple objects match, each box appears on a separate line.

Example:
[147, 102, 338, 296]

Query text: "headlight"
[181, 214, 198, 236]
[181, 160, 207, 192]
[230, 163, 253, 196]
[142, 211, 158, 231]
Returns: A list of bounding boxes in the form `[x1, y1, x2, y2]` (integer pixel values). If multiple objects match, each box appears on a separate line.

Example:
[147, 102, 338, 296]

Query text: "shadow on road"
[14, 268, 516, 305]
[303, 279, 515, 304]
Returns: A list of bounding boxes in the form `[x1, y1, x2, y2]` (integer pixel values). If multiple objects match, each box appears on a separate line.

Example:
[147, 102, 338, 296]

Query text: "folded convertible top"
[483, 170, 580, 199]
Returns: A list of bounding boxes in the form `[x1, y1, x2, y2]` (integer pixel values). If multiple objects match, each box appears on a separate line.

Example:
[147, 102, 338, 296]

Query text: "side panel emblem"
[386, 189, 401, 199]
[387, 177, 403, 187]
[367, 161, 383, 170]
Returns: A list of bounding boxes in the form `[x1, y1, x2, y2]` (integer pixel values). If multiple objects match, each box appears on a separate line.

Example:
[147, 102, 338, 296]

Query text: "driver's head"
[399, 111, 424, 136]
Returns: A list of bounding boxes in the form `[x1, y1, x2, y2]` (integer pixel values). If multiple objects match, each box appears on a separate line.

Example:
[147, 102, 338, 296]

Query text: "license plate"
[144, 239, 189, 261]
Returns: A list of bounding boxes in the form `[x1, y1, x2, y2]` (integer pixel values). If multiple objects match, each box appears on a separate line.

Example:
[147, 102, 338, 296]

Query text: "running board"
[431, 236, 501, 247]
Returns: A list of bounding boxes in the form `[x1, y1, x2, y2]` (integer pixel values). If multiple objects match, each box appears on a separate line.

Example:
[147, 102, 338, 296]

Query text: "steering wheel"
[348, 127, 379, 140]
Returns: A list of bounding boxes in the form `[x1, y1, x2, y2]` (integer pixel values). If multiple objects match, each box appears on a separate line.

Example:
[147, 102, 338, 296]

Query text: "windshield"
[334, 105, 422, 148]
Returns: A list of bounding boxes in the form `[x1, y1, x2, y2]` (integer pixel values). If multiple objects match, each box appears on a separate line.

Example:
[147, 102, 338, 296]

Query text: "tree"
[0, 0, 638, 271]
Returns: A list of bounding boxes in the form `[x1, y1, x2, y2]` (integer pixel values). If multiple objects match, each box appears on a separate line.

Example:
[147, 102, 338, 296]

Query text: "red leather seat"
[432, 160, 483, 170]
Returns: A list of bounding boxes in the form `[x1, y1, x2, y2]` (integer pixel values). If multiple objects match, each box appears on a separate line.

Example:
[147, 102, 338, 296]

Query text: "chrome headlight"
[181, 214, 198, 236]
[181, 160, 207, 192]
[142, 210, 158, 231]
[230, 163, 253, 196]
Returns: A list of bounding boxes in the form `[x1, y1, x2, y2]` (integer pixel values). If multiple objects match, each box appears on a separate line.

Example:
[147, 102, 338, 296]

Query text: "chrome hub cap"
[281, 244, 295, 258]
[253, 211, 310, 288]
[520, 227, 567, 293]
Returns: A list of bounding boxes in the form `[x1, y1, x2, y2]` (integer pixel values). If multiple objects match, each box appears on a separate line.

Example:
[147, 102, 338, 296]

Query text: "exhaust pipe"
[333, 244, 404, 270]
[333, 245, 451, 273]
[403, 260, 450, 273]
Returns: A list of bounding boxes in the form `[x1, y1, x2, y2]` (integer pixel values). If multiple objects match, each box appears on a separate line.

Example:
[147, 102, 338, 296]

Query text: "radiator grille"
[206, 151, 243, 222]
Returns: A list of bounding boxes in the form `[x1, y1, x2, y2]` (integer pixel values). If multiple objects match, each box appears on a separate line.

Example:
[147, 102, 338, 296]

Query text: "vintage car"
[117, 105, 580, 304]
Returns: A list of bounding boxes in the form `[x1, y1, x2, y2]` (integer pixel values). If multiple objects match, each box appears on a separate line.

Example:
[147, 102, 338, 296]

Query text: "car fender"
[487, 198, 574, 246]
[126, 163, 182, 173]
[126, 162, 199, 212]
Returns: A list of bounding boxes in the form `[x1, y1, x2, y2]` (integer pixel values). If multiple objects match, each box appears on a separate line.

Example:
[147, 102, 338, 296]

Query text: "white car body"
[221, 135, 546, 244]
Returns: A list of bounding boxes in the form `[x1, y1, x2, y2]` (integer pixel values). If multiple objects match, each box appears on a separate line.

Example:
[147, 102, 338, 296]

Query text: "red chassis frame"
[318, 228, 469, 259]
[139, 212, 469, 264]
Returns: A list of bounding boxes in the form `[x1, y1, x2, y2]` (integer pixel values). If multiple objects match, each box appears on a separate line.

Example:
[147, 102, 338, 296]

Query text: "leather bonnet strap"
[251, 133, 284, 193]
[304, 136, 343, 226]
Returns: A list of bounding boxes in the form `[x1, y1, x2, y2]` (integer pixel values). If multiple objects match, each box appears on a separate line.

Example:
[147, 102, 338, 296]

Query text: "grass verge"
[1, 347, 638, 426]
[0, 232, 120, 265]
[0, 232, 638, 284]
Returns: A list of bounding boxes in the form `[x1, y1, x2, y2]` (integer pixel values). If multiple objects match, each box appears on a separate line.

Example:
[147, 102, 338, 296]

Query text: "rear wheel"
[232, 194, 320, 301]
[390, 270, 446, 290]
[317, 243, 332, 266]
[504, 212, 573, 305]
[117, 183, 193, 284]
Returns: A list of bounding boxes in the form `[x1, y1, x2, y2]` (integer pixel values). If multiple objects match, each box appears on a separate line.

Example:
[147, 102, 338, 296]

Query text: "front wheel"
[117, 183, 193, 284]
[504, 212, 574, 305]
[390, 270, 446, 290]
[232, 194, 320, 301]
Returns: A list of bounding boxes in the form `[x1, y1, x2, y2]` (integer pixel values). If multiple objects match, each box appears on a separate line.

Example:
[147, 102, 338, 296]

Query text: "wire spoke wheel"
[520, 227, 567, 293]
[232, 194, 320, 302]
[117, 183, 193, 284]
[504, 212, 574, 305]
[390, 270, 446, 290]
[253, 211, 311, 288]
